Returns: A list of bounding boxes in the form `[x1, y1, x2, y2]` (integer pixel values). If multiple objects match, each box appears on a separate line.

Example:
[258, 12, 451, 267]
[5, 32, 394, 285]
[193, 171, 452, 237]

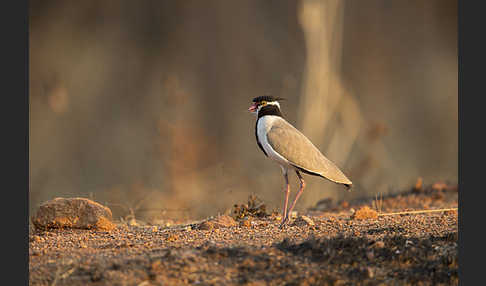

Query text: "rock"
[198, 221, 215, 230]
[293, 215, 315, 226]
[31, 197, 115, 231]
[199, 215, 238, 230]
[212, 215, 238, 228]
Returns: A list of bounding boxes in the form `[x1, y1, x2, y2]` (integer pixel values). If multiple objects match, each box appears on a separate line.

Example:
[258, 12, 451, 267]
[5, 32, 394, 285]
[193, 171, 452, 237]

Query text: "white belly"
[257, 116, 293, 170]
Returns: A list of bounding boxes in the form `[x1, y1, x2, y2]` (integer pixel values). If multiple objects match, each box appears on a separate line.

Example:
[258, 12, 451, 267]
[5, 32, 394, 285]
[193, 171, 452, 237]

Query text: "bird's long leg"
[285, 170, 306, 220]
[281, 170, 290, 224]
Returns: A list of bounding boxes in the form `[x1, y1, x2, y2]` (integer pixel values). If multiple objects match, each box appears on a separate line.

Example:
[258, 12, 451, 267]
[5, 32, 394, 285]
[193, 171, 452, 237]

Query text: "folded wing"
[266, 119, 352, 186]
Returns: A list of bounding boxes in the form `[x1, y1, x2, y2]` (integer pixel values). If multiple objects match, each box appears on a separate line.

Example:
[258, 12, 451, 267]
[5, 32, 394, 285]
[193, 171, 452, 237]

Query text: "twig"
[378, 208, 457, 216]
[50, 267, 62, 286]
[60, 267, 76, 279]
[50, 265, 76, 286]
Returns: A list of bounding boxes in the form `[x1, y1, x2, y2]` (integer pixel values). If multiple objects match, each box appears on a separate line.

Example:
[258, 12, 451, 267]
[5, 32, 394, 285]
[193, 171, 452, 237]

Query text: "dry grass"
[378, 208, 458, 217]
[369, 189, 457, 217]
[372, 192, 383, 213]
[351, 206, 378, 220]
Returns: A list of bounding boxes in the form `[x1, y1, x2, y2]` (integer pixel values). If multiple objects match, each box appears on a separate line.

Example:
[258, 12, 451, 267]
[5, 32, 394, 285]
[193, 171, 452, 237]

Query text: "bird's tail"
[344, 183, 352, 192]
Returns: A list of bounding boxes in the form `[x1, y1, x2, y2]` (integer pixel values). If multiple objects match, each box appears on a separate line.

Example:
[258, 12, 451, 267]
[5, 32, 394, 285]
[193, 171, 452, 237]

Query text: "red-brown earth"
[29, 182, 458, 286]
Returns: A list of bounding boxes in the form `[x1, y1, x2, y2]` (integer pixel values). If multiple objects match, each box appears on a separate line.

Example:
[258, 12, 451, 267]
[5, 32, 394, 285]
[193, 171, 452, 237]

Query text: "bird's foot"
[279, 216, 289, 229]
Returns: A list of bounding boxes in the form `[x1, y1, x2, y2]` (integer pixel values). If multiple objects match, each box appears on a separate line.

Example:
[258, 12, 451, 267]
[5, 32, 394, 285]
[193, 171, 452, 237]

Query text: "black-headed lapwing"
[248, 95, 352, 227]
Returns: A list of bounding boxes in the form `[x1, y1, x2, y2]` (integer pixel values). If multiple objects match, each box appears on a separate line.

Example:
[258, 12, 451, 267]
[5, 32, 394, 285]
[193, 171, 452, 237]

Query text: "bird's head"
[248, 95, 285, 114]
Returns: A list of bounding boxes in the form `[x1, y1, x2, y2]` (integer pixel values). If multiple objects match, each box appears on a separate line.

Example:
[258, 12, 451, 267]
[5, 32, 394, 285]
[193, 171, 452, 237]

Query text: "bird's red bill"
[248, 103, 258, 112]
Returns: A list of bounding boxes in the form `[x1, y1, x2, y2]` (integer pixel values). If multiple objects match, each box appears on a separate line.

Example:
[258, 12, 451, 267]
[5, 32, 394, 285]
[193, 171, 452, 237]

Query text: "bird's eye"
[261, 101, 267, 105]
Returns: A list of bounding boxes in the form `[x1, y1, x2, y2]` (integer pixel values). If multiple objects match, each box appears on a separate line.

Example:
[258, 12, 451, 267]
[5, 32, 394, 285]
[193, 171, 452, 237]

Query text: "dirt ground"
[29, 182, 458, 286]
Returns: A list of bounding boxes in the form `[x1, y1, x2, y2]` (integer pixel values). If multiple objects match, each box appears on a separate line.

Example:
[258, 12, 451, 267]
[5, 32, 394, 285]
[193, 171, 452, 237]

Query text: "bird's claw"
[279, 216, 289, 228]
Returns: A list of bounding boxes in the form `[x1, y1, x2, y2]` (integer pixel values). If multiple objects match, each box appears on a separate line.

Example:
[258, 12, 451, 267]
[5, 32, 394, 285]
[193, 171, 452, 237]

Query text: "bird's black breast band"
[257, 105, 282, 119]
[254, 105, 283, 157]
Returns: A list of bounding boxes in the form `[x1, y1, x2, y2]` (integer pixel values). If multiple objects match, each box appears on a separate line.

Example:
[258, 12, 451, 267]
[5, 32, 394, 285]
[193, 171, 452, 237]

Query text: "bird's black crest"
[252, 95, 285, 103]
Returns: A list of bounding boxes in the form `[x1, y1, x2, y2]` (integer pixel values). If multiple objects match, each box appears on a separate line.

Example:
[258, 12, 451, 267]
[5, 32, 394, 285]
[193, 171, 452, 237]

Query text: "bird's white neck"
[257, 101, 280, 112]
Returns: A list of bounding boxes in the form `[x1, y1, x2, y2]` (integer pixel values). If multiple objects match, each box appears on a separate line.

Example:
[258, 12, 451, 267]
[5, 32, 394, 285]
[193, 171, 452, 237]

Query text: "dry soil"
[29, 182, 458, 286]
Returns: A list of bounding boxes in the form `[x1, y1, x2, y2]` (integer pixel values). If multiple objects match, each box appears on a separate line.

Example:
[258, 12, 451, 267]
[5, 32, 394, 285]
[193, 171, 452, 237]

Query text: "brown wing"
[266, 119, 352, 185]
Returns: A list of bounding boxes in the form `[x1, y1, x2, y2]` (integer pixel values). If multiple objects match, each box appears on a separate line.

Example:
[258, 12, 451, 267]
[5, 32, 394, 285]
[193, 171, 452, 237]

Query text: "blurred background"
[29, 0, 457, 222]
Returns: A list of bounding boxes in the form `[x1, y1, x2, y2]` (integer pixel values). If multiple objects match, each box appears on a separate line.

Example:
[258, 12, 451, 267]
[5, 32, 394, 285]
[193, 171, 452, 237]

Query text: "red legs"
[288, 170, 305, 214]
[280, 170, 306, 228]
[287, 170, 306, 216]
[281, 170, 290, 223]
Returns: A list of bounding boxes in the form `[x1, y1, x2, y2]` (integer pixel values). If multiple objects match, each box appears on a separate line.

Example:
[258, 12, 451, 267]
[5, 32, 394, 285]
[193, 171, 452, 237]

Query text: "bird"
[248, 95, 352, 227]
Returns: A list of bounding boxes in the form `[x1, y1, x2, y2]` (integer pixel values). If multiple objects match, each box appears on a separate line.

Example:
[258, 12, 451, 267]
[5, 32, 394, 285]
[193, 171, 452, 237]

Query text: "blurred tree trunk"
[297, 0, 361, 167]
